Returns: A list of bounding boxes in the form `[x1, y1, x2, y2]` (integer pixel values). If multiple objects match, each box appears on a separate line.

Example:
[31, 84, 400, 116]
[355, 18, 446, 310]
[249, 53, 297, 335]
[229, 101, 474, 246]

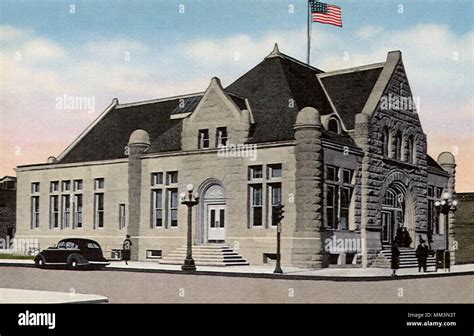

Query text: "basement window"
[146, 250, 162, 259]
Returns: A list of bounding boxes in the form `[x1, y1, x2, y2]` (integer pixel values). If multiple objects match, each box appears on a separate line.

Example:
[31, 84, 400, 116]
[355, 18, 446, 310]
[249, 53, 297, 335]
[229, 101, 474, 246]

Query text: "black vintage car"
[34, 238, 110, 270]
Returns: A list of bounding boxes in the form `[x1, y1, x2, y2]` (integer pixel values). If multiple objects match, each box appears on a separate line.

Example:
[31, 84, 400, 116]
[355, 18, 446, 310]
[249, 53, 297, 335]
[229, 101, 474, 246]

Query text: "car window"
[66, 242, 79, 249]
[87, 243, 100, 249]
[57, 242, 66, 249]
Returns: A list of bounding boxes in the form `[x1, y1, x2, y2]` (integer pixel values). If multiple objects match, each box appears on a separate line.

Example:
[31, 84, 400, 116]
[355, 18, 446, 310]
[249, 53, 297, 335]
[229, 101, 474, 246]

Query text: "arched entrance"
[380, 172, 417, 247]
[197, 179, 227, 244]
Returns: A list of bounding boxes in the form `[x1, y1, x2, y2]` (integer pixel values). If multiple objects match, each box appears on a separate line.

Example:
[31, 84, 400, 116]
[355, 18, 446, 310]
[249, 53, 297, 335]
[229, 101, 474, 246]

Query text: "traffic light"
[272, 204, 285, 226]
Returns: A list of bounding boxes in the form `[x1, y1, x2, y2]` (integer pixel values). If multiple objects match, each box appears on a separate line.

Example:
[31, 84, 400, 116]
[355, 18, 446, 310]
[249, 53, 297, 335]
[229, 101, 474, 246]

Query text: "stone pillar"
[127, 130, 150, 261]
[437, 152, 457, 264]
[291, 107, 327, 268]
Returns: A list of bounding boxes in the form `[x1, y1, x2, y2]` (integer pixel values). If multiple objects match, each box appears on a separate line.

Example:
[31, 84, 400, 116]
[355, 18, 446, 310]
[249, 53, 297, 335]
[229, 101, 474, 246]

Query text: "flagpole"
[307, 0, 311, 65]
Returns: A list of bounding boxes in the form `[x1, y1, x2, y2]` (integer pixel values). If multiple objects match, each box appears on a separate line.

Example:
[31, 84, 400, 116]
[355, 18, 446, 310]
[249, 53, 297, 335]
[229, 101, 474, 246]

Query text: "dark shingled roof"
[60, 100, 183, 163]
[427, 154, 449, 175]
[319, 67, 383, 130]
[59, 52, 369, 164]
[226, 55, 334, 143]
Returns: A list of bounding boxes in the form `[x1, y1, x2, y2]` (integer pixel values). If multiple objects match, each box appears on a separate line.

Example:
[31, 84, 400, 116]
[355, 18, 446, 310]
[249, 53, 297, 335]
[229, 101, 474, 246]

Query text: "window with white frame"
[62, 180, 71, 192]
[50, 195, 59, 229]
[50, 181, 59, 193]
[249, 165, 263, 180]
[267, 183, 282, 226]
[94, 178, 105, 190]
[325, 166, 354, 230]
[31, 182, 40, 194]
[216, 127, 228, 147]
[61, 195, 71, 229]
[73, 194, 83, 229]
[328, 117, 341, 134]
[166, 172, 178, 185]
[31, 196, 40, 229]
[119, 204, 126, 230]
[168, 189, 178, 227]
[268, 164, 282, 179]
[250, 184, 263, 227]
[151, 172, 163, 186]
[152, 189, 163, 228]
[94, 193, 104, 228]
[73, 179, 83, 192]
[198, 129, 210, 149]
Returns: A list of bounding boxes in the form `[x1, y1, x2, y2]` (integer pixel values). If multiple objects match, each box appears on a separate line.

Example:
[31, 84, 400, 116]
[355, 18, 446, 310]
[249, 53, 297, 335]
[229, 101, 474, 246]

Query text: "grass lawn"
[0, 253, 35, 260]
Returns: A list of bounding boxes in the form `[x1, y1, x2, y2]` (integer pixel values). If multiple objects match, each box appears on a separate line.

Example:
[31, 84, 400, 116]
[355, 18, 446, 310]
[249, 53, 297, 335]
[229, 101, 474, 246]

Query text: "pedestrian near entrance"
[391, 240, 400, 277]
[416, 238, 429, 272]
[401, 227, 412, 247]
[122, 235, 132, 265]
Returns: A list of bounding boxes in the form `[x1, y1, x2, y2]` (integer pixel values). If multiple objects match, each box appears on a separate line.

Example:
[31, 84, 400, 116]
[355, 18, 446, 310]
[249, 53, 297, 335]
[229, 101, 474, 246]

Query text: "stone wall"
[0, 189, 16, 240]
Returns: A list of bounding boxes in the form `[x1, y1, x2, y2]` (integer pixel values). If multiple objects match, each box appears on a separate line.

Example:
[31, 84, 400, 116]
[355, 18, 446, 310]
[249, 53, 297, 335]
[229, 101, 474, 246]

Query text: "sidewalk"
[0, 288, 108, 304]
[1, 258, 473, 280]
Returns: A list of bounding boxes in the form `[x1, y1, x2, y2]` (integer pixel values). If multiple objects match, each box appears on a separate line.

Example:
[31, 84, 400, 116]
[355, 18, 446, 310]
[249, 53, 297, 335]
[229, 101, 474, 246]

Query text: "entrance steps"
[160, 245, 249, 267]
[370, 247, 436, 268]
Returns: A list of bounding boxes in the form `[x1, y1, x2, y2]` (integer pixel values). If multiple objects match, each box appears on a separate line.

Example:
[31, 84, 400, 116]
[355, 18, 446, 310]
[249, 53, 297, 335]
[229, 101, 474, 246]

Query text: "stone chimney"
[291, 107, 327, 268]
[127, 129, 150, 260]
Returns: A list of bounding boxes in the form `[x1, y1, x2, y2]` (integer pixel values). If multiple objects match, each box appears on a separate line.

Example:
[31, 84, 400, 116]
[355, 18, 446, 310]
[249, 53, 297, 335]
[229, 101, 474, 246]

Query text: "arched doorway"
[381, 180, 416, 247]
[197, 179, 227, 244]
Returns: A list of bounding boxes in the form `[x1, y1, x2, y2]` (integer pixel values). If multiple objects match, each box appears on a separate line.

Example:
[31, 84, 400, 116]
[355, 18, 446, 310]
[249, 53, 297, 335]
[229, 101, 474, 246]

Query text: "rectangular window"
[73, 179, 83, 192]
[250, 185, 263, 226]
[436, 187, 443, 199]
[152, 189, 163, 228]
[326, 166, 339, 182]
[94, 178, 105, 190]
[62, 180, 71, 192]
[268, 183, 282, 226]
[151, 172, 163, 186]
[61, 195, 71, 229]
[119, 204, 126, 230]
[50, 195, 59, 229]
[268, 164, 282, 179]
[166, 172, 178, 185]
[31, 196, 40, 229]
[216, 127, 228, 147]
[198, 129, 210, 149]
[427, 185, 434, 198]
[94, 193, 104, 228]
[342, 169, 353, 184]
[31, 182, 40, 194]
[168, 189, 178, 227]
[326, 185, 337, 229]
[340, 187, 352, 230]
[50, 181, 59, 193]
[249, 165, 263, 180]
[73, 194, 83, 229]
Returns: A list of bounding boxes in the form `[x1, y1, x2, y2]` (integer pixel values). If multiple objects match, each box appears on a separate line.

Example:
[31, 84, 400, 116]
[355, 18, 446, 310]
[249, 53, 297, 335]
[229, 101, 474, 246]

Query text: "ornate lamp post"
[434, 192, 458, 271]
[180, 184, 200, 271]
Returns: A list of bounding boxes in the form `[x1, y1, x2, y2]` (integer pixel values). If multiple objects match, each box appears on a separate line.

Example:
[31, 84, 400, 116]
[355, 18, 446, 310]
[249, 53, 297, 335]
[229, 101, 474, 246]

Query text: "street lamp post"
[180, 184, 200, 272]
[434, 192, 458, 271]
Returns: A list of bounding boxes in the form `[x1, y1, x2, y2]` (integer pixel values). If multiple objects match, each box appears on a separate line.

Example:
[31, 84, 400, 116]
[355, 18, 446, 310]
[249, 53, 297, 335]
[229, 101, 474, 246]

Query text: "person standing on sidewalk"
[122, 235, 132, 266]
[391, 240, 400, 277]
[416, 238, 429, 272]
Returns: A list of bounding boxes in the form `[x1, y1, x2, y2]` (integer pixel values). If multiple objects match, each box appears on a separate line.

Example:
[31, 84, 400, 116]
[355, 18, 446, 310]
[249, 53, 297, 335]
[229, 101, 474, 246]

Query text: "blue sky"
[0, 0, 473, 190]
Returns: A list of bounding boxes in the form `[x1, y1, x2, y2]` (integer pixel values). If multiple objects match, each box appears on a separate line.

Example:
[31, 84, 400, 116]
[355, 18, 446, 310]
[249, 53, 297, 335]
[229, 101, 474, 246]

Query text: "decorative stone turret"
[291, 107, 327, 268]
[127, 129, 150, 260]
[437, 151, 457, 264]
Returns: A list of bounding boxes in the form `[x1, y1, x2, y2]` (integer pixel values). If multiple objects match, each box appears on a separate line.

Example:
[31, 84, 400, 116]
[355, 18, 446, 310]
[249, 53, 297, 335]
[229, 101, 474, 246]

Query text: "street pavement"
[0, 266, 473, 303]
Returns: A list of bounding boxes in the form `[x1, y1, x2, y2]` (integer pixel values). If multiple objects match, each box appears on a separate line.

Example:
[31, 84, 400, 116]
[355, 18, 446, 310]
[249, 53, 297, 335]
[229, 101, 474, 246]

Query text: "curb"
[1, 262, 473, 282]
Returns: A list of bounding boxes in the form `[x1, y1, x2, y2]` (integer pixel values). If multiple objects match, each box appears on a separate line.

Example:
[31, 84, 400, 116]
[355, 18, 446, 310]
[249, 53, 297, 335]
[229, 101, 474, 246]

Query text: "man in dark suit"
[122, 235, 132, 265]
[416, 238, 429, 272]
[391, 240, 400, 277]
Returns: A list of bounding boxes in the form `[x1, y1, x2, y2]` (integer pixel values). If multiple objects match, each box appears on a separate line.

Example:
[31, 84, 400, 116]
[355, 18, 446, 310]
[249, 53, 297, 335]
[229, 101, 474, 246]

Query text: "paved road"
[0, 266, 473, 303]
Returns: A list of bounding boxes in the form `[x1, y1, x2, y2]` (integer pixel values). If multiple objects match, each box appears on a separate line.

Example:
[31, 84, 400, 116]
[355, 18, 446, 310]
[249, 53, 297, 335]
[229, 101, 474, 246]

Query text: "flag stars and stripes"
[311, 1, 343, 28]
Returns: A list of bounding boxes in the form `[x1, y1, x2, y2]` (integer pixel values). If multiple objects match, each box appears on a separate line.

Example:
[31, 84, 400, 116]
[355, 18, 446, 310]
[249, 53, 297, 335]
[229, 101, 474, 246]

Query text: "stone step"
[160, 245, 249, 267]
[371, 248, 437, 269]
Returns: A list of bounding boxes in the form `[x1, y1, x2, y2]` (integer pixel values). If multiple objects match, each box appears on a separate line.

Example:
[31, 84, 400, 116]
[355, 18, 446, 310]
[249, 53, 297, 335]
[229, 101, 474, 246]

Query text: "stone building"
[455, 193, 474, 264]
[15, 45, 456, 268]
[0, 176, 17, 240]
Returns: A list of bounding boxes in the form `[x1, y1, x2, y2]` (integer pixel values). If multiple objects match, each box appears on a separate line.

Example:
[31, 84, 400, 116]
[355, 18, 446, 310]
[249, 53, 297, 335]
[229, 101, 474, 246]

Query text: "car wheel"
[68, 258, 79, 270]
[35, 255, 46, 268]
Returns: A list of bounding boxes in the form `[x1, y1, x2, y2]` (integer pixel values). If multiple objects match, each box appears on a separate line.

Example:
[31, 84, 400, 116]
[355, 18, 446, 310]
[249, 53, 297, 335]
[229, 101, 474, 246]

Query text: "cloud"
[0, 25, 31, 41]
[21, 37, 65, 60]
[84, 38, 150, 60]
[356, 25, 384, 39]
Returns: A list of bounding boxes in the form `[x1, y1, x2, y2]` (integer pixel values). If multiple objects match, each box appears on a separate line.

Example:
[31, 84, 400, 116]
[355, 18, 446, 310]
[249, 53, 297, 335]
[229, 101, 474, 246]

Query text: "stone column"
[437, 152, 457, 264]
[291, 107, 327, 268]
[127, 130, 150, 261]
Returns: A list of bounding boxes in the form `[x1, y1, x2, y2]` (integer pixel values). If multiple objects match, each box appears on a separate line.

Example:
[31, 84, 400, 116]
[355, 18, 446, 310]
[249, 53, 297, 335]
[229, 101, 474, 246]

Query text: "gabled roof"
[225, 48, 333, 143]
[427, 155, 449, 176]
[318, 64, 384, 130]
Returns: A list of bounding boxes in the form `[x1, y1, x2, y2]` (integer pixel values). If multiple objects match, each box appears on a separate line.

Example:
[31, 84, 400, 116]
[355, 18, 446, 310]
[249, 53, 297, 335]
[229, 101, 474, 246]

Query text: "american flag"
[311, 1, 342, 27]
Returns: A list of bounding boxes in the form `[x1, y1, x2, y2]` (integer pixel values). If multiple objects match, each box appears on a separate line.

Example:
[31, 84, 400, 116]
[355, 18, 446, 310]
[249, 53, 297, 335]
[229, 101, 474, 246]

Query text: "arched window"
[395, 131, 403, 160]
[382, 127, 390, 157]
[327, 117, 341, 134]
